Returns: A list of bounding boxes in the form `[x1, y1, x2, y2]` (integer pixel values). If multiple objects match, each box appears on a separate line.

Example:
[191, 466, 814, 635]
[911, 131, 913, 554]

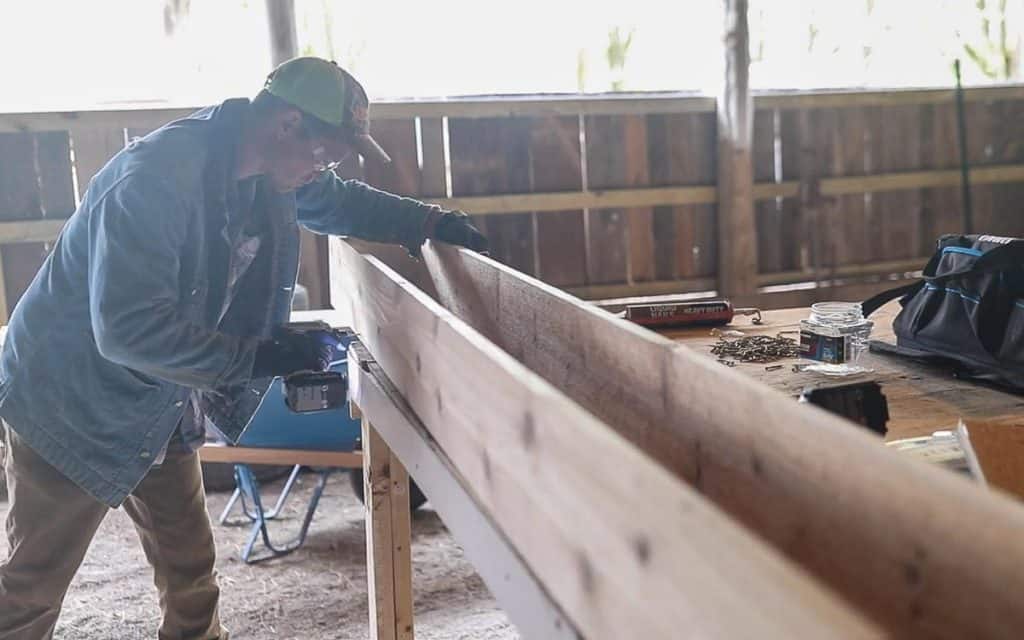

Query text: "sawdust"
[0, 469, 517, 640]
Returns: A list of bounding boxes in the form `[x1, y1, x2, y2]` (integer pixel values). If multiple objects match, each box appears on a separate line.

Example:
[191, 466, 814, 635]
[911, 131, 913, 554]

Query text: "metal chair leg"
[239, 468, 335, 564]
[228, 464, 303, 523]
[218, 487, 242, 525]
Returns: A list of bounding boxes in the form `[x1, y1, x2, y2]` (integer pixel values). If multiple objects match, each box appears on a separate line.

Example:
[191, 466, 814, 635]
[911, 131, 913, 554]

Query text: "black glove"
[252, 327, 334, 378]
[432, 211, 488, 253]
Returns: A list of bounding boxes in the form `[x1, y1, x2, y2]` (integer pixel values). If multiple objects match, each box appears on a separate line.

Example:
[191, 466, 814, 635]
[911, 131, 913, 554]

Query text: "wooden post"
[717, 0, 758, 299]
[265, 0, 329, 308]
[265, 0, 297, 66]
[363, 418, 414, 640]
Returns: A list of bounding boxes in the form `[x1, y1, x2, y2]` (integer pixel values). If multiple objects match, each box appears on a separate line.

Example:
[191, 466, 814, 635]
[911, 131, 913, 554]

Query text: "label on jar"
[799, 329, 848, 364]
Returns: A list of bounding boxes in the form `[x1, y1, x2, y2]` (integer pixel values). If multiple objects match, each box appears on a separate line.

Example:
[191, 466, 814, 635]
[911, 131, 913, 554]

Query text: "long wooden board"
[348, 343, 580, 640]
[414, 241, 1024, 639]
[330, 238, 878, 640]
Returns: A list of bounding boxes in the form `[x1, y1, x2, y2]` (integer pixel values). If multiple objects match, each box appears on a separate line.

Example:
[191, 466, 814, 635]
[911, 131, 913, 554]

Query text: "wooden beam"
[0, 219, 68, 245]
[564, 277, 717, 301]
[348, 342, 580, 640]
[757, 258, 925, 287]
[415, 242, 1024, 638]
[754, 84, 1024, 109]
[362, 418, 414, 640]
[577, 259, 925, 306]
[1, 162, 1022, 239]
[426, 185, 717, 214]
[0, 109, 195, 135]
[197, 444, 361, 468]
[11, 84, 1024, 134]
[330, 237, 879, 640]
[423, 164, 1024, 215]
[717, 0, 758, 297]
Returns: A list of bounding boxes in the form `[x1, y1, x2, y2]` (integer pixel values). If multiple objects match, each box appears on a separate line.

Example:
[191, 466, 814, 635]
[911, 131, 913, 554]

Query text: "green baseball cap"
[264, 56, 391, 163]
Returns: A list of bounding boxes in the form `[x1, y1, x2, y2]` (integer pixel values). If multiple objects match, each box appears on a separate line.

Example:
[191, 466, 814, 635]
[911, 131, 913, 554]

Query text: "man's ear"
[277, 109, 304, 141]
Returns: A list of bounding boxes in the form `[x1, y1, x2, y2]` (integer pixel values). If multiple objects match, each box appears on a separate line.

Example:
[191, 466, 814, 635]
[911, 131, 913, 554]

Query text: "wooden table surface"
[661, 302, 1024, 440]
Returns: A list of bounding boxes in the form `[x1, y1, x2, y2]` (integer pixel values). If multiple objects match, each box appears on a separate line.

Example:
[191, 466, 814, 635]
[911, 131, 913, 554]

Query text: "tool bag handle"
[862, 240, 1024, 317]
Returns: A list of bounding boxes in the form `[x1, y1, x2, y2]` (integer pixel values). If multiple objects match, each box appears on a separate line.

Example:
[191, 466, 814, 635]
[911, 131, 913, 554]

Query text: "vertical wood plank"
[919, 103, 963, 253]
[753, 108, 779, 273]
[70, 126, 126, 201]
[688, 113, 719, 279]
[794, 109, 819, 273]
[363, 118, 420, 197]
[0, 133, 39, 221]
[645, 114, 677, 280]
[989, 99, 1024, 238]
[0, 131, 74, 318]
[449, 117, 534, 275]
[419, 117, 447, 198]
[966, 99, 995, 235]
[34, 131, 76, 219]
[389, 448, 414, 640]
[652, 113, 719, 280]
[873, 105, 923, 260]
[624, 115, 653, 283]
[364, 419, 398, 640]
[0, 256, 7, 325]
[778, 109, 803, 271]
[530, 116, 586, 286]
[807, 107, 838, 273]
[834, 108, 870, 266]
[717, 0, 757, 297]
[584, 115, 629, 284]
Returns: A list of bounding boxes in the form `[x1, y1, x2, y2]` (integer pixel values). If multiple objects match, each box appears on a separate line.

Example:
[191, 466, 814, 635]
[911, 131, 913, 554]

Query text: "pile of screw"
[711, 334, 800, 366]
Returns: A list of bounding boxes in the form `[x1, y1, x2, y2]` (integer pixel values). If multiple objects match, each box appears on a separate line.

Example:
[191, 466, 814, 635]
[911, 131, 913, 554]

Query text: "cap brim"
[352, 134, 391, 164]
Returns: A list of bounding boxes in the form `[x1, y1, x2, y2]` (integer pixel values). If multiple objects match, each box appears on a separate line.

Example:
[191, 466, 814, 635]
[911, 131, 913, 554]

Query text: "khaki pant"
[0, 424, 228, 640]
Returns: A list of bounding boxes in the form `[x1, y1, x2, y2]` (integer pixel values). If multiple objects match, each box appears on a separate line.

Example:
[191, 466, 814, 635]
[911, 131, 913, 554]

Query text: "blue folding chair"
[208, 332, 362, 564]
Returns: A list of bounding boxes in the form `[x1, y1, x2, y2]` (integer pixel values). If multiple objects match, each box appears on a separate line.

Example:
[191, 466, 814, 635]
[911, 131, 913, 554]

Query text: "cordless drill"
[279, 321, 351, 413]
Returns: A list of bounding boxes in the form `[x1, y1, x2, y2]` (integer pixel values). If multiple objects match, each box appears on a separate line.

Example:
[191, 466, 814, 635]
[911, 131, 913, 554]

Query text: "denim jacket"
[0, 99, 439, 506]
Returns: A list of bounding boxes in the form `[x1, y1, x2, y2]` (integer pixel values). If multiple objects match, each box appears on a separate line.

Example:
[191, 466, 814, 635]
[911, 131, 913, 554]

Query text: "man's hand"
[432, 211, 488, 253]
[252, 327, 334, 378]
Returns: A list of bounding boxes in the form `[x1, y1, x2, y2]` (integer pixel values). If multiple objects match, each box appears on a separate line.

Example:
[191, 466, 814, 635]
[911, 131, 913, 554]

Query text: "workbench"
[662, 301, 1024, 441]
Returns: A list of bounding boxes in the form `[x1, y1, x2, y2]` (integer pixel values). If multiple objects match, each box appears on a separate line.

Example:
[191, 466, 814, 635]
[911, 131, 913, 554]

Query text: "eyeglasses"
[312, 144, 349, 175]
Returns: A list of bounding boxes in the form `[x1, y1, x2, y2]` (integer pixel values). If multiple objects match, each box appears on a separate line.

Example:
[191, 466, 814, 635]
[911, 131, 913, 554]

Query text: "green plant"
[606, 26, 635, 91]
[961, 0, 1017, 79]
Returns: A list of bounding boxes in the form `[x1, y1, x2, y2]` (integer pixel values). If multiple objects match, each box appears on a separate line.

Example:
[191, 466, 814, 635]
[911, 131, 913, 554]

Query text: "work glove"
[252, 327, 335, 378]
[431, 211, 489, 253]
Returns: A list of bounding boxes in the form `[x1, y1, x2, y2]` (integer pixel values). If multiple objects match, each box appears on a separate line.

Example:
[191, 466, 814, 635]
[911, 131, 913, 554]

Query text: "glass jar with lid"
[799, 302, 874, 375]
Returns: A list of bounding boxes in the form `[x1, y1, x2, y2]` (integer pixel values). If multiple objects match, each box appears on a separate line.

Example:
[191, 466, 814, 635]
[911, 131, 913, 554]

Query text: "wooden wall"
[3, 88, 1024, 318]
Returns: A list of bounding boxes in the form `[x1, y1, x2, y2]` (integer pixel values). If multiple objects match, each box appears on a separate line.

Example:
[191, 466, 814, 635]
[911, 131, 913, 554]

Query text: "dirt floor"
[0, 466, 518, 640]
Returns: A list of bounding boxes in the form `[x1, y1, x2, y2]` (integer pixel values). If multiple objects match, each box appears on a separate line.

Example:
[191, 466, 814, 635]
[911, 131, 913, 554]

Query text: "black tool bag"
[862, 234, 1024, 391]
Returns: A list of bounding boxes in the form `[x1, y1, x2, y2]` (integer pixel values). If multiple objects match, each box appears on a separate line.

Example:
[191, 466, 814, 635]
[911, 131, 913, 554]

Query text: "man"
[0, 57, 486, 639]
